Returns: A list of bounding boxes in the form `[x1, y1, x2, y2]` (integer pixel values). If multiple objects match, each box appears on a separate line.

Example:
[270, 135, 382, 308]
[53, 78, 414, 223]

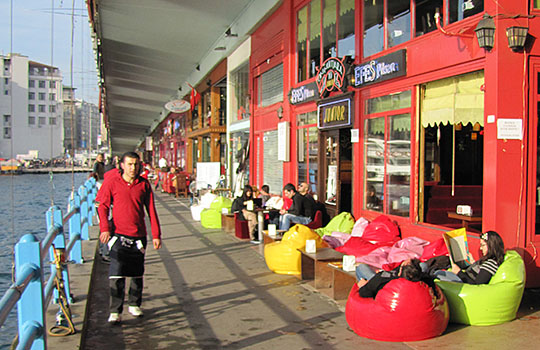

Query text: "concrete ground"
[49, 192, 540, 350]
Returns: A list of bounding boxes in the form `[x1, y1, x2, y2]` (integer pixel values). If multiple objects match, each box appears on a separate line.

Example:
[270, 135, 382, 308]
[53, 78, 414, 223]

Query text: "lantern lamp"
[475, 14, 496, 51]
[506, 26, 528, 52]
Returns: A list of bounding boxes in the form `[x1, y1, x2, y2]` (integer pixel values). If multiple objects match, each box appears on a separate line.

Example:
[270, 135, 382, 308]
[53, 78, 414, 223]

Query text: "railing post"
[46, 206, 72, 304]
[69, 191, 83, 264]
[78, 185, 89, 241]
[85, 179, 95, 226]
[15, 234, 46, 350]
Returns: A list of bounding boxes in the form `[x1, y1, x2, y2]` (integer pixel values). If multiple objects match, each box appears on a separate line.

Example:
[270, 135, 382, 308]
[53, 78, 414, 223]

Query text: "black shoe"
[101, 256, 111, 263]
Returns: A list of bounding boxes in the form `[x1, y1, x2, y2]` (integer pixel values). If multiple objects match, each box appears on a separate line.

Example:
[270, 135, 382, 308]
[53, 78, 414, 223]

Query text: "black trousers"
[109, 277, 143, 313]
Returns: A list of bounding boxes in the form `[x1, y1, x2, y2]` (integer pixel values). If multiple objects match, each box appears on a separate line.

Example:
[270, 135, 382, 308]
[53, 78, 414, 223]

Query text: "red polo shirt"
[96, 169, 161, 239]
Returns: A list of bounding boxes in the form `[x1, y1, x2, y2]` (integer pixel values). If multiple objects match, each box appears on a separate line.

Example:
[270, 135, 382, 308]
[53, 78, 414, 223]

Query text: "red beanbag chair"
[361, 215, 401, 243]
[335, 237, 388, 256]
[420, 238, 449, 262]
[345, 279, 449, 342]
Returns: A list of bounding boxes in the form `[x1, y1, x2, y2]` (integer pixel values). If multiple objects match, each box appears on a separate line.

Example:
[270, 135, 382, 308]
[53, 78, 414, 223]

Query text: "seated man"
[279, 183, 315, 231]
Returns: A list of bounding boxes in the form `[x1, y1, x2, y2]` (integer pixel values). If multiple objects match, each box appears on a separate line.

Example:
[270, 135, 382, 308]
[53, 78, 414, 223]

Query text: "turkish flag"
[189, 84, 201, 111]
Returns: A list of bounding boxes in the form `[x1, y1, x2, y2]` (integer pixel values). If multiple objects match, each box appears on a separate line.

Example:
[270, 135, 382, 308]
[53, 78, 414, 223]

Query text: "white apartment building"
[0, 53, 64, 159]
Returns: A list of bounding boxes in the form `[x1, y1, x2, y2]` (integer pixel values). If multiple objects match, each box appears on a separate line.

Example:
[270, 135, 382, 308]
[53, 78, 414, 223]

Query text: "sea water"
[0, 172, 88, 349]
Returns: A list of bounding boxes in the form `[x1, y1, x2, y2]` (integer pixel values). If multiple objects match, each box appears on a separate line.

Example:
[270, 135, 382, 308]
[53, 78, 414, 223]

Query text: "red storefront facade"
[249, 0, 540, 286]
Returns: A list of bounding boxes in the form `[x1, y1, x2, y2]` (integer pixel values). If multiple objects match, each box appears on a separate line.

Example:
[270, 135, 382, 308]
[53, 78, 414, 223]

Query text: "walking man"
[96, 152, 162, 324]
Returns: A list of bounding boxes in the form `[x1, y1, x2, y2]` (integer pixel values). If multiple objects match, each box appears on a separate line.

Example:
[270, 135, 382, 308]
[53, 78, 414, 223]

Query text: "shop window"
[257, 63, 283, 107]
[202, 137, 211, 162]
[296, 0, 355, 82]
[231, 62, 250, 120]
[263, 130, 283, 194]
[536, 0, 540, 9]
[363, 0, 384, 57]
[39, 80, 46, 88]
[415, 0, 442, 36]
[192, 109, 199, 130]
[388, 0, 411, 48]
[203, 92, 211, 127]
[297, 111, 319, 197]
[364, 111, 411, 217]
[231, 131, 250, 188]
[449, 0, 483, 24]
[419, 71, 484, 229]
[219, 86, 227, 125]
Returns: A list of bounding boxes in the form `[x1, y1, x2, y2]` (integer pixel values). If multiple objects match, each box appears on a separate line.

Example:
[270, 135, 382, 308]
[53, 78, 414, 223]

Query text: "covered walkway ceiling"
[89, 0, 281, 153]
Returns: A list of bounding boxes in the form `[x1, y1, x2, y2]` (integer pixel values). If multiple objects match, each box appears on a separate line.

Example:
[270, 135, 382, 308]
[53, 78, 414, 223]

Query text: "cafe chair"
[305, 210, 322, 229]
[346, 279, 449, 341]
[435, 250, 525, 326]
[234, 212, 250, 239]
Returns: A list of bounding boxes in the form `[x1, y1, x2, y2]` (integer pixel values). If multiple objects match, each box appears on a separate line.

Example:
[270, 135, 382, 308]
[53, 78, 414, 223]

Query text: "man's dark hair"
[401, 259, 423, 282]
[262, 184, 269, 193]
[283, 183, 296, 193]
[119, 152, 140, 175]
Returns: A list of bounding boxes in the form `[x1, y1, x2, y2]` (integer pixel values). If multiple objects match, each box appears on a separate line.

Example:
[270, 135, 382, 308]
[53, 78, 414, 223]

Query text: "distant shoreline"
[0, 167, 92, 175]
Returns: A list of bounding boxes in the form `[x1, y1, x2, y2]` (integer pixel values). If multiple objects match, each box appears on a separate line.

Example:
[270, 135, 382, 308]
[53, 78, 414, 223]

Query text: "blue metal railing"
[0, 177, 97, 350]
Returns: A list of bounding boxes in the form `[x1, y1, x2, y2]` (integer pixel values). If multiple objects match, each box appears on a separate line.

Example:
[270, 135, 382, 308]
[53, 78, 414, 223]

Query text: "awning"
[421, 70, 484, 128]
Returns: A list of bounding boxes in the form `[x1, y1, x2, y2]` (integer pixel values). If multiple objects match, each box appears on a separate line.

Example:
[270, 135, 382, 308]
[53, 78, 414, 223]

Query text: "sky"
[0, 0, 99, 104]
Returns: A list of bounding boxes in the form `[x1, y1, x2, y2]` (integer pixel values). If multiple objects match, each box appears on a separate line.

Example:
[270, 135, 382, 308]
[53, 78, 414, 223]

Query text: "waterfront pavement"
[49, 192, 540, 350]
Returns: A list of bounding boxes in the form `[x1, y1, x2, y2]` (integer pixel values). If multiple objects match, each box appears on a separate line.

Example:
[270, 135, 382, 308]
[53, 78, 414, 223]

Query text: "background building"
[63, 86, 100, 155]
[0, 53, 64, 159]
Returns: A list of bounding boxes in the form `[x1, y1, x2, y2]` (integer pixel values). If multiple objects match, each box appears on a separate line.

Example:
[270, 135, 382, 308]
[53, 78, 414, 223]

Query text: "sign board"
[353, 49, 406, 88]
[164, 99, 191, 113]
[497, 118, 523, 140]
[145, 136, 153, 151]
[288, 81, 320, 105]
[277, 121, 290, 162]
[317, 95, 353, 130]
[316, 57, 346, 97]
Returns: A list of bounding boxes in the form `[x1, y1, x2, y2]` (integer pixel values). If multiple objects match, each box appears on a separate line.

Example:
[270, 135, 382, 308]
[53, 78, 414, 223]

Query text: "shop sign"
[164, 99, 191, 113]
[353, 49, 406, 88]
[316, 57, 346, 97]
[317, 96, 352, 130]
[288, 81, 319, 105]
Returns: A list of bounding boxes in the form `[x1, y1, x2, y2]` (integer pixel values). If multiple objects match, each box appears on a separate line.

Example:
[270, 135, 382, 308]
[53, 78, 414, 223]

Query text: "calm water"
[0, 172, 88, 349]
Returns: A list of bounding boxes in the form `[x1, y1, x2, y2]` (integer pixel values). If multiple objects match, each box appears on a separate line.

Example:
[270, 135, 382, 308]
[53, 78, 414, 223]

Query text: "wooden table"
[261, 230, 286, 245]
[447, 212, 482, 230]
[298, 248, 345, 289]
[327, 264, 357, 300]
[221, 213, 235, 234]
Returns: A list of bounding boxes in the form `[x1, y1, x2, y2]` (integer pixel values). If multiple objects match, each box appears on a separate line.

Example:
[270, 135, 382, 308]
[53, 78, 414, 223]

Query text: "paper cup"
[268, 224, 277, 237]
[305, 239, 317, 254]
[221, 207, 229, 214]
[343, 255, 356, 272]
[246, 200, 254, 211]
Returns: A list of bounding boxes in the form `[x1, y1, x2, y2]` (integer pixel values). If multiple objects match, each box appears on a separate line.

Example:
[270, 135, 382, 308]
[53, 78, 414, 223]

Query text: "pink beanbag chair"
[345, 279, 449, 342]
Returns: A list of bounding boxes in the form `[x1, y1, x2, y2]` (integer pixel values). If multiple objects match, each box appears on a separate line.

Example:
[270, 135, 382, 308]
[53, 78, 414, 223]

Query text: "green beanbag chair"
[201, 196, 233, 229]
[435, 250, 525, 325]
[314, 212, 355, 237]
[264, 224, 326, 275]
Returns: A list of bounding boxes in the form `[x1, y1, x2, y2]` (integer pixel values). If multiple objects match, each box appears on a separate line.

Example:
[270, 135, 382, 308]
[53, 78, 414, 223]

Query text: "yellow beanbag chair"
[435, 250, 525, 325]
[264, 224, 325, 275]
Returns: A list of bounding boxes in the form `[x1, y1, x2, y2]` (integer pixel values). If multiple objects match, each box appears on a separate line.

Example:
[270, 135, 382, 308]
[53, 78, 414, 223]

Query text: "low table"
[221, 213, 235, 234]
[298, 248, 345, 290]
[327, 263, 357, 300]
[262, 230, 286, 245]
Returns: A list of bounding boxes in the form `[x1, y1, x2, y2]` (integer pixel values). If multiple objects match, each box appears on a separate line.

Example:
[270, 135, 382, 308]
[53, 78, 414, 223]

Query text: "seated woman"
[358, 259, 437, 298]
[434, 230, 504, 284]
[231, 185, 259, 243]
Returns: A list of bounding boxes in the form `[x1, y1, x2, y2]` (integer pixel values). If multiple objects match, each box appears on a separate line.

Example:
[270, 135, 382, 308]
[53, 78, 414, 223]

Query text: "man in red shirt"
[97, 151, 162, 324]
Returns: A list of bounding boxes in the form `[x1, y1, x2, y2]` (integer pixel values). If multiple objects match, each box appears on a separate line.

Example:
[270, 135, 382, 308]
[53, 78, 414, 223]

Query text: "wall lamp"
[225, 28, 238, 38]
[475, 14, 496, 51]
[506, 26, 528, 51]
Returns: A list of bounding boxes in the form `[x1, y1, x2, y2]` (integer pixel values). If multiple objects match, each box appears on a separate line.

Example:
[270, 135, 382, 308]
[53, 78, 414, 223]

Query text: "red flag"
[188, 84, 200, 111]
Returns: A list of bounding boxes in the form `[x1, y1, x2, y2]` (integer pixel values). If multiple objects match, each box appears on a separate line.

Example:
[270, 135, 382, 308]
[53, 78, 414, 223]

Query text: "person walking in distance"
[96, 151, 162, 324]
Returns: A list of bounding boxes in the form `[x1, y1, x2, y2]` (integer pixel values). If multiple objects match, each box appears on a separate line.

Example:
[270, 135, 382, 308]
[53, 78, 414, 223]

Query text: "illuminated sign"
[316, 57, 346, 97]
[288, 81, 319, 105]
[353, 50, 406, 88]
[317, 95, 353, 130]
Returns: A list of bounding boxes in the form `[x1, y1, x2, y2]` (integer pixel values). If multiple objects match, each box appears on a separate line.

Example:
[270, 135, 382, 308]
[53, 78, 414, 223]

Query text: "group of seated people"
[355, 230, 505, 298]
[231, 182, 318, 244]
